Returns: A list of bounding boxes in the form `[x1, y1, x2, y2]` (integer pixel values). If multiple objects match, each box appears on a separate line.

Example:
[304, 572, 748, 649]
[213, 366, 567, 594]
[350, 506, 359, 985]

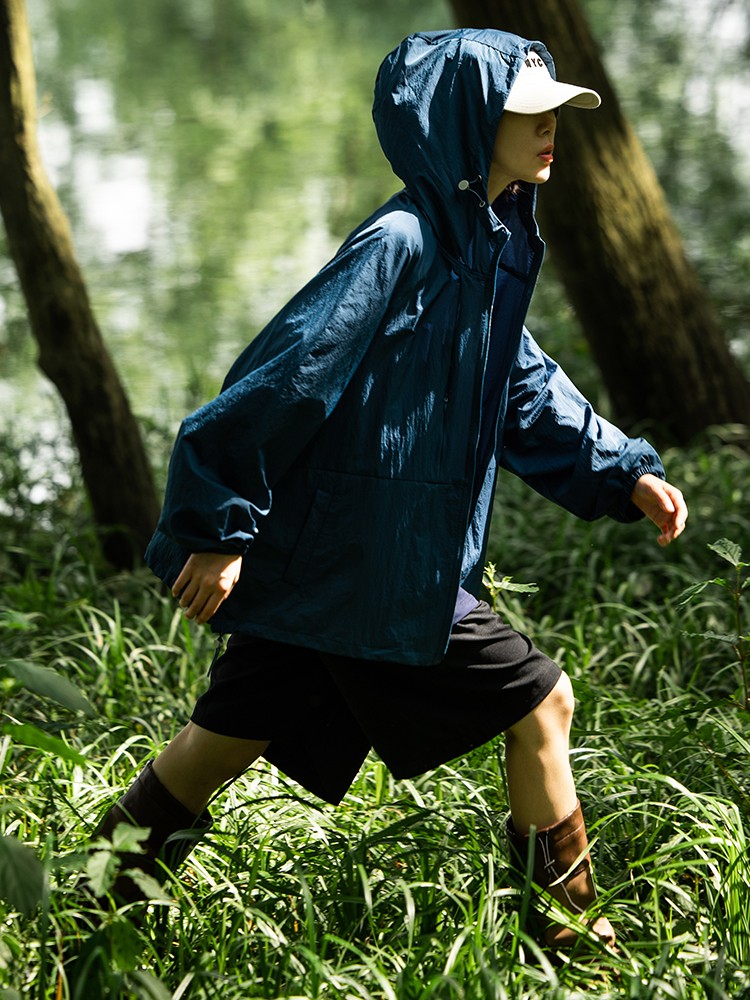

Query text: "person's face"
[488, 109, 558, 202]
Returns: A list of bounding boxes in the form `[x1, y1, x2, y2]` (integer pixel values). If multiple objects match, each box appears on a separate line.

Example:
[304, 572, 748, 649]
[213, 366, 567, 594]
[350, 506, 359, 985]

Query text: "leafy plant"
[1, 658, 93, 761]
[0, 648, 95, 915]
[482, 562, 539, 629]
[86, 823, 169, 902]
[1, 432, 749, 996]
[0, 836, 45, 918]
[677, 539, 750, 710]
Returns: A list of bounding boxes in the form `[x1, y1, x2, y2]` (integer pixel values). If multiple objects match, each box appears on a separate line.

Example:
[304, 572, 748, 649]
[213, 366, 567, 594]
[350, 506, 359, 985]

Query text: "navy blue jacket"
[145, 29, 664, 664]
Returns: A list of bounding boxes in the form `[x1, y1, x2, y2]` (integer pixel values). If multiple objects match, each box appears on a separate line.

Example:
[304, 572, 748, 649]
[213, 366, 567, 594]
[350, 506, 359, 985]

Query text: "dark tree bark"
[0, 0, 160, 567]
[449, 0, 750, 443]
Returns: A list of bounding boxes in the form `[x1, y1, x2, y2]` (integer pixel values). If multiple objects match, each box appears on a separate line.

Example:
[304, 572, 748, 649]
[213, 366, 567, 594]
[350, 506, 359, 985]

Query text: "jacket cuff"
[615, 460, 665, 523]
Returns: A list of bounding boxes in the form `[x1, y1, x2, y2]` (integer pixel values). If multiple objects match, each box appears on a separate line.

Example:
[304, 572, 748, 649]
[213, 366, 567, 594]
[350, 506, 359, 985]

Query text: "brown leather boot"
[92, 760, 211, 903]
[507, 800, 616, 949]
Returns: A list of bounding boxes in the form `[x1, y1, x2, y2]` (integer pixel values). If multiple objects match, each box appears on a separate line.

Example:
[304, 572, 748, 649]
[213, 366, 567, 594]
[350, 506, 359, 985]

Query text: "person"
[93, 29, 687, 949]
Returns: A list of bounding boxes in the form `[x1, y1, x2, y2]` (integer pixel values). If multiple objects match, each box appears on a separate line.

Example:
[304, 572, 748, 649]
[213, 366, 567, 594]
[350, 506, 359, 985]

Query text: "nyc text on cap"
[504, 50, 601, 114]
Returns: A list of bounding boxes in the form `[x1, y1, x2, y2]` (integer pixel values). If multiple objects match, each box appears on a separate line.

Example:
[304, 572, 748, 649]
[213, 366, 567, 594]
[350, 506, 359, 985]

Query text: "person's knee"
[508, 671, 574, 748]
[545, 670, 575, 725]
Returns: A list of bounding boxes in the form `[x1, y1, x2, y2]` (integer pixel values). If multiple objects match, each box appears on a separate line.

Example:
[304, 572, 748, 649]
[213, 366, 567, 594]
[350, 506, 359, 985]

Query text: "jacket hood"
[372, 29, 554, 260]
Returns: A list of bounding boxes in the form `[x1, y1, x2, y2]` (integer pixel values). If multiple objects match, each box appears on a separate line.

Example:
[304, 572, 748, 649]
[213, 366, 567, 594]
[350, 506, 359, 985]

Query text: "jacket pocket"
[276, 470, 467, 638]
[283, 487, 334, 585]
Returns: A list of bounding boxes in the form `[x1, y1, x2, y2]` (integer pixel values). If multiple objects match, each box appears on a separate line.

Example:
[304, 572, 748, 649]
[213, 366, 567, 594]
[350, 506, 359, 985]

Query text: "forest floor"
[1, 427, 750, 999]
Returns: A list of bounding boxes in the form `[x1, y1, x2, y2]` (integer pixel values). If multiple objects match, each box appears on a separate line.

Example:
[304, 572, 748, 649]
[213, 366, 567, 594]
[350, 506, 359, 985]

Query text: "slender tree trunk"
[0, 0, 159, 567]
[449, 0, 750, 443]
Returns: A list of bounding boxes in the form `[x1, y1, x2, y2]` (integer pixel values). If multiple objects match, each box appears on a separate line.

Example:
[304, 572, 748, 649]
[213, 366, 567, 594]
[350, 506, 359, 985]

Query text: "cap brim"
[505, 81, 601, 114]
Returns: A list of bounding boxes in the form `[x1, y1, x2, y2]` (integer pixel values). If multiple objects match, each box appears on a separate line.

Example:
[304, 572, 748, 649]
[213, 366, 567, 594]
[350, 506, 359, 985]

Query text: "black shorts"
[190, 601, 561, 804]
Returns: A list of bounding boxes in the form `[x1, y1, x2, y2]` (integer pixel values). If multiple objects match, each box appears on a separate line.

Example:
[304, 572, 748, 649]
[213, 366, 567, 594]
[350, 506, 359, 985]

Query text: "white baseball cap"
[505, 50, 601, 114]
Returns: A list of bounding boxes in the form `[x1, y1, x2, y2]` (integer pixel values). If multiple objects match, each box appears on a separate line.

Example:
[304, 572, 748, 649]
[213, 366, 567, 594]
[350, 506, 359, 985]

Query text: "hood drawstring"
[458, 176, 487, 209]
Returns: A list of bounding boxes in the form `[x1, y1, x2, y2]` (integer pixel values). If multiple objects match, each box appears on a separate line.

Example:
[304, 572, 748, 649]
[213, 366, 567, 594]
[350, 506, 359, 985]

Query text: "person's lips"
[538, 144, 554, 163]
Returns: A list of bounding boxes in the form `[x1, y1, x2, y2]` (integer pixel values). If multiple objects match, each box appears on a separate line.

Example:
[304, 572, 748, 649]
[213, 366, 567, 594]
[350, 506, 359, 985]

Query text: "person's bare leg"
[503, 672, 615, 946]
[152, 721, 269, 815]
[504, 672, 577, 832]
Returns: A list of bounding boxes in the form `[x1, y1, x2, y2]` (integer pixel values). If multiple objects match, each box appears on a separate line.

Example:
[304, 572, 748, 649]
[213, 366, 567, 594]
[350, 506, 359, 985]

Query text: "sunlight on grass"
[1, 430, 749, 997]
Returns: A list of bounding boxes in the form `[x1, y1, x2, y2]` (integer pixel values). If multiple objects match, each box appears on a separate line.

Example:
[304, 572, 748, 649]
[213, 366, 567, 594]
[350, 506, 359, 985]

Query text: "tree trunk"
[448, 0, 750, 443]
[0, 0, 160, 567]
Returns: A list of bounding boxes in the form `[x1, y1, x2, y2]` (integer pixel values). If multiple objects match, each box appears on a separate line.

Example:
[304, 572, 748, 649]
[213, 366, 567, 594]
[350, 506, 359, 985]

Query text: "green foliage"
[0, 724, 86, 767]
[4, 0, 448, 430]
[0, 637, 95, 918]
[0, 429, 748, 996]
[677, 539, 750, 710]
[2, 0, 748, 992]
[0, 837, 45, 917]
[86, 822, 151, 899]
[482, 565, 540, 599]
[6, 0, 748, 436]
[2, 659, 94, 716]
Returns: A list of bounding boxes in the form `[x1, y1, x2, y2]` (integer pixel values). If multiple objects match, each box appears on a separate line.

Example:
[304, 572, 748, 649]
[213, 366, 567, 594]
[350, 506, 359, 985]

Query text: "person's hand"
[630, 473, 688, 547]
[172, 552, 243, 624]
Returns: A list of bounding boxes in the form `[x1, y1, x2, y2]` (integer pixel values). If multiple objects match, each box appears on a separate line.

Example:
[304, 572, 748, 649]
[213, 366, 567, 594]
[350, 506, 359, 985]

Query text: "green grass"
[1, 428, 750, 998]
